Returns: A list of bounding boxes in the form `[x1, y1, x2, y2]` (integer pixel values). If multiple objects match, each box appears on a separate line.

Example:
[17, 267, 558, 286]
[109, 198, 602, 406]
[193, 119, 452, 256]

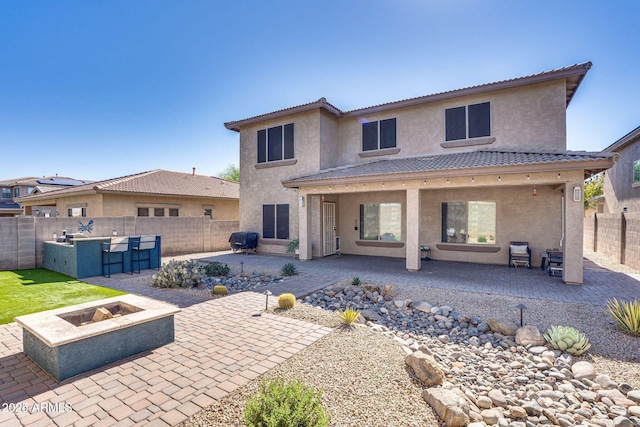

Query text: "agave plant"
[337, 308, 361, 326]
[607, 298, 640, 336]
[543, 325, 591, 356]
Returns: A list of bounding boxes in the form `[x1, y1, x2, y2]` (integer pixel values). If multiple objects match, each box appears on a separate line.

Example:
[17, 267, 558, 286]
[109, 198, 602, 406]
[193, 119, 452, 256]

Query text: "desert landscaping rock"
[405, 351, 444, 387]
[515, 324, 546, 346]
[422, 388, 470, 427]
[573, 360, 596, 380]
[486, 317, 518, 336]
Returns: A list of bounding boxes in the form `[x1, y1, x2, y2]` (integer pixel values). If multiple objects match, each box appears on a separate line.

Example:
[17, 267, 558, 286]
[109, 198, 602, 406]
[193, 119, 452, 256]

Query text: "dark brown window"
[169, 208, 179, 217]
[262, 204, 289, 239]
[362, 118, 396, 151]
[257, 124, 294, 163]
[154, 208, 165, 217]
[137, 208, 149, 217]
[445, 102, 490, 141]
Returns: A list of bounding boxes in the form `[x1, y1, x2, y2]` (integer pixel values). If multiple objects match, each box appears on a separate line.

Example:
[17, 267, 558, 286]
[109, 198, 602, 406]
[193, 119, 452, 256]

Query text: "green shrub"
[278, 293, 296, 309]
[204, 261, 230, 277]
[543, 325, 591, 356]
[351, 276, 361, 287]
[477, 235, 487, 243]
[152, 260, 203, 288]
[212, 285, 228, 296]
[337, 307, 360, 326]
[281, 262, 298, 276]
[243, 377, 330, 427]
[286, 239, 300, 257]
[607, 298, 640, 336]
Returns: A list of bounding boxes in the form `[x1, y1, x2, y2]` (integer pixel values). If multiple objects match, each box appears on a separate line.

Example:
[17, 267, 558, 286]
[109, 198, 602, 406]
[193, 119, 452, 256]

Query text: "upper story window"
[362, 118, 396, 151]
[257, 123, 294, 163]
[634, 159, 640, 185]
[445, 102, 490, 141]
[13, 188, 20, 198]
[2, 188, 11, 199]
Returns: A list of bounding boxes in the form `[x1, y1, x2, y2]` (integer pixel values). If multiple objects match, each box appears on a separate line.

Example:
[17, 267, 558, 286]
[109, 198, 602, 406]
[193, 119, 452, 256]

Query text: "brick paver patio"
[2, 250, 639, 426]
[0, 289, 331, 427]
[201, 252, 640, 306]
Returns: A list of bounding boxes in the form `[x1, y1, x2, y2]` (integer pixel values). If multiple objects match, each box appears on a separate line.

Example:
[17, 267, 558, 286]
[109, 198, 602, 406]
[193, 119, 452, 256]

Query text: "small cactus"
[212, 285, 228, 296]
[351, 276, 361, 286]
[543, 325, 591, 356]
[281, 262, 298, 276]
[337, 308, 360, 326]
[278, 293, 296, 309]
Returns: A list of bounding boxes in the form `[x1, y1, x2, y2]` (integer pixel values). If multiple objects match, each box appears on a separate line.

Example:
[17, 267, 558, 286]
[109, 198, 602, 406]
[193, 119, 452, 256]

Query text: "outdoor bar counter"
[43, 235, 161, 279]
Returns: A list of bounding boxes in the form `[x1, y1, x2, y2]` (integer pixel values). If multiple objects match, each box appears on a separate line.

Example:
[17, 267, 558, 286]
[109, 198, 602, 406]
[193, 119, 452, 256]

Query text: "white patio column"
[298, 192, 312, 261]
[406, 188, 421, 271]
[563, 181, 584, 284]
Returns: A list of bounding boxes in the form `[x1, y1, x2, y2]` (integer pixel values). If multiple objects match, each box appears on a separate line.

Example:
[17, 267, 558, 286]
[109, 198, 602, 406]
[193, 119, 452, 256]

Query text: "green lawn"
[0, 269, 127, 324]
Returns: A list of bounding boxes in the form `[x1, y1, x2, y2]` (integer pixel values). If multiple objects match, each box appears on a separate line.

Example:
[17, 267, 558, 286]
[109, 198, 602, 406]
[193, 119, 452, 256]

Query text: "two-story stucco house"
[225, 62, 616, 284]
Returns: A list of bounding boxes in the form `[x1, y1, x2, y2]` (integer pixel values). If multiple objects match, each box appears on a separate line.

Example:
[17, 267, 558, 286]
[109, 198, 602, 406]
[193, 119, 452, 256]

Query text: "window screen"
[380, 118, 397, 149]
[138, 208, 149, 217]
[169, 208, 179, 217]
[283, 123, 294, 159]
[276, 204, 289, 240]
[362, 121, 378, 151]
[468, 102, 491, 138]
[257, 129, 267, 163]
[263, 205, 275, 239]
[154, 208, 165, 217]
[267, 126, 283, 161]
[445, 106, 466, 141]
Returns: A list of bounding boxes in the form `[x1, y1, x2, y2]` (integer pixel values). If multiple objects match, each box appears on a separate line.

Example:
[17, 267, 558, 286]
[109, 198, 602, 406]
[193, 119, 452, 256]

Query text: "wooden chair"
[509, 241, 531, 268]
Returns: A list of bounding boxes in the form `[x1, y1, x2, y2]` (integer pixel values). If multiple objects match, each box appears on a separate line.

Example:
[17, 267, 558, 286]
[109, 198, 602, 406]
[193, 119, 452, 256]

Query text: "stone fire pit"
[14, 294, 180, 381]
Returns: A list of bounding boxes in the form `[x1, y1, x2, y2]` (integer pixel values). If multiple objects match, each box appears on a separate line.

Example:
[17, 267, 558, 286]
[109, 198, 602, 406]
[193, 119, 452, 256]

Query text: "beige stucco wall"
[603, 140, 640, 213]
[335, 80, 567, 166]
[20, 193, 238, 220]
[238, 109, 325, 254]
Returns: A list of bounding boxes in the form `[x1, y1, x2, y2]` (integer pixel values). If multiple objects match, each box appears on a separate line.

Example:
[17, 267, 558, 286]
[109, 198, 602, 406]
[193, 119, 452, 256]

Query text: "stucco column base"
[563, 181, 584, 284]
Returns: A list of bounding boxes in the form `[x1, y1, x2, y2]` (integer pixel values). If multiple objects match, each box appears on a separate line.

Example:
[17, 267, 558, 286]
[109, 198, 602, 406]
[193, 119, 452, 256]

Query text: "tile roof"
[225, 62, 591, 131]
[0, 200, 22, 211]
[282, 150, 615, 186]
[17, 170, 239, 201]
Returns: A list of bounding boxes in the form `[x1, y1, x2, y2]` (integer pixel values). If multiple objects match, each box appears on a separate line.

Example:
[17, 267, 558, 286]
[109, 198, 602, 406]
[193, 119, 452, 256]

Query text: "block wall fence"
[0, 216, 239, 271]
[584, 212, 640, 271]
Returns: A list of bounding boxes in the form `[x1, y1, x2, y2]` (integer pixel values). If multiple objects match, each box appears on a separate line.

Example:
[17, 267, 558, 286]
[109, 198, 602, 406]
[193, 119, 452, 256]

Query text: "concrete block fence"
[0, 216, 238, 271]
[584, 212, 640, 271]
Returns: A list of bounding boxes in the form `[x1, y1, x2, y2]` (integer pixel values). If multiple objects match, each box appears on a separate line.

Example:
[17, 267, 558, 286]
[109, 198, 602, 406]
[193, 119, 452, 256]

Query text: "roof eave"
[282, 157, 615, 189]
[224, 99, 342, 132]
[603, 126, 640, 152]
[344, 63, 591, 117]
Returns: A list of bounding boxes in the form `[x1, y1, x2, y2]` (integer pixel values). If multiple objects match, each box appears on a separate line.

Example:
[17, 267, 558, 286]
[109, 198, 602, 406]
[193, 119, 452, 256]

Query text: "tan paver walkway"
[0, 291, 331, 427]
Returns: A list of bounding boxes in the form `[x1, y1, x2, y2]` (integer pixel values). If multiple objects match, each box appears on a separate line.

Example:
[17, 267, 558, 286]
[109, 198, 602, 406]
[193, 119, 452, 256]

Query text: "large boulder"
[515, 325, 546, 346]
[381, 284, 397, 297]
[360, 309, 382, 322]
[405, 351, 444, 387]
[422, 388, 470, 427]
[410, 300, 433, 313]
[486, 318, 519, 336]
[572, 361, 596, 381]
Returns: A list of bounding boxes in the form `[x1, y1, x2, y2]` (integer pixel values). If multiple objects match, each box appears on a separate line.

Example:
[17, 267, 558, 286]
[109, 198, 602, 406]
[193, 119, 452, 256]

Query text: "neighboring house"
[0, 176, 90, 217]
[597, 126, 640, 213]
[17, 169, 239, 220]
[225, 62, 616, 284]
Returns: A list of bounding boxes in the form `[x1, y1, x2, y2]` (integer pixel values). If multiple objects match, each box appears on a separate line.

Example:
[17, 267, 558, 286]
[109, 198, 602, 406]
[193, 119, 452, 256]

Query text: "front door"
[323, 202, 336, 256]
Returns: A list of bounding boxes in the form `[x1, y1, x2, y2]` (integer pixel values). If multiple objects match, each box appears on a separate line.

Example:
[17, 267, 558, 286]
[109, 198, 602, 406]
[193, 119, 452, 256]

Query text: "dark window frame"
[441, 201, 496, 244]
[262, 203, 289, 239]
[137, 207, 149, 217]
[445, 102, 491, 141]
[68, 207, 87, 217]
[257, 123, 294, 163]
[154, 208, 165, 217]
[169, 208, 179, 217]
[1, 188, 10, 199]
[362, 118, 397, 151]
[634, 159, 640, 184]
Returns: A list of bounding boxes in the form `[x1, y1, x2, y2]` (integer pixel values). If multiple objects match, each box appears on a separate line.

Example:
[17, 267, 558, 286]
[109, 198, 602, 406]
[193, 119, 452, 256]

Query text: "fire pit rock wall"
[14, 295, 180, 381]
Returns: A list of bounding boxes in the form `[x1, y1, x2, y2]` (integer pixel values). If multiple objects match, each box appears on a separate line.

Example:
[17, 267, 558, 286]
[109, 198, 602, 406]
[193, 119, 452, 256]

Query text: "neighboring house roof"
[603, 125, 640, 152]
[0, 200, 22, 212]
[0, 176, 91, 187]
[225, 62, 592, 131]
[282, 150, 616, 187]
[16, 169, 240, 203]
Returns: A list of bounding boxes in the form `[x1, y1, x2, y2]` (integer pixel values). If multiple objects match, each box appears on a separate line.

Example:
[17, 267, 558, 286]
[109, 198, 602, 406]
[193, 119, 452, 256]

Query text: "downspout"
[560, 190, 565, 248]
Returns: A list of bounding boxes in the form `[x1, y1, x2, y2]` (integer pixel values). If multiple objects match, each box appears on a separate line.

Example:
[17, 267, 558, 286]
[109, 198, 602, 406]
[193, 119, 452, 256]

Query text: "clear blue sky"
[1, 1, 638, 181]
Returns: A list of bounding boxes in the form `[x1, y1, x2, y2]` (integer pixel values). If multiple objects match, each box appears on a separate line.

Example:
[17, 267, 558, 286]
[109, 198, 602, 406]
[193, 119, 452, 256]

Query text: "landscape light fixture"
[264, 290, 272, 311]
[516, 303, 527, 326]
